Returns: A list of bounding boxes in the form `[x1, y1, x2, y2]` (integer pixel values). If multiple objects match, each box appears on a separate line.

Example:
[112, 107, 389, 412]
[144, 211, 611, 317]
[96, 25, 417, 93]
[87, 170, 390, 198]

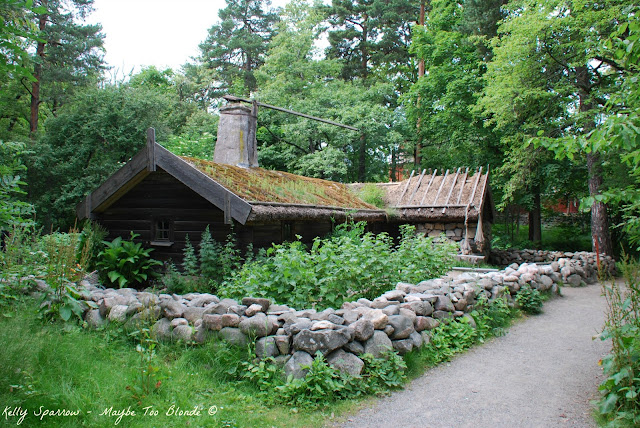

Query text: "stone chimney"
[214, 102, 259, 167]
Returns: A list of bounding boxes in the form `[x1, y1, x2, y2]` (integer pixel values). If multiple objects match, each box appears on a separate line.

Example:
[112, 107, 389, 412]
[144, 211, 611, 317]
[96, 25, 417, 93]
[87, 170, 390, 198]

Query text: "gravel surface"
[337, 283, 610, 428]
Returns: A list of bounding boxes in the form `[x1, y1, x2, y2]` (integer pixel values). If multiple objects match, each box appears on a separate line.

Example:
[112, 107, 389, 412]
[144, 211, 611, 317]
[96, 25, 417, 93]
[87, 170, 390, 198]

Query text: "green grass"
[0, 299, 361, 428]
[492, 222, 592, 251]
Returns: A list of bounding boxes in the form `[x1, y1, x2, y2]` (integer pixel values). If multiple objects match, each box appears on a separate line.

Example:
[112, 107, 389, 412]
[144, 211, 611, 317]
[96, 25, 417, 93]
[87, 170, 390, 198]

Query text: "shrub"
[38, 229, 96, 323]
[77, 220, 108, 271]
[244, 350, 407, 409]
[515, 285, 544, 314]
[597, 258, 640, 426]
[96, 232, 161, 288]
[221, 221, 455, 310]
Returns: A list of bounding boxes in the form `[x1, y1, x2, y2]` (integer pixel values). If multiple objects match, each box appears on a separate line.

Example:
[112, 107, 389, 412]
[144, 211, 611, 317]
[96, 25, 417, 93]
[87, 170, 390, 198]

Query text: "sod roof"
[181, 157, 377, 209]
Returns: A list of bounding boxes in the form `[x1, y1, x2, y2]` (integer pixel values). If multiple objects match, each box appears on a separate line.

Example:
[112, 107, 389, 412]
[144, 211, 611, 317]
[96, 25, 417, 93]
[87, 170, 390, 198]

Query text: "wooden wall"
[95, 169, 336, 265]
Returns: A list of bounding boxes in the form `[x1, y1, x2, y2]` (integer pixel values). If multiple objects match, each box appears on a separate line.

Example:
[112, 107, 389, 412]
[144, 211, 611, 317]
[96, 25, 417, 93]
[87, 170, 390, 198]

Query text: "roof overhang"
[76, 129, 252, 224]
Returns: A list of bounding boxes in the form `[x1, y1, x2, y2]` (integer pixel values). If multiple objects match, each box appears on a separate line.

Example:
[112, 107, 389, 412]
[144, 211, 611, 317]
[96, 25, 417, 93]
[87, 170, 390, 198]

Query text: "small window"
[151, 219, 174, 246]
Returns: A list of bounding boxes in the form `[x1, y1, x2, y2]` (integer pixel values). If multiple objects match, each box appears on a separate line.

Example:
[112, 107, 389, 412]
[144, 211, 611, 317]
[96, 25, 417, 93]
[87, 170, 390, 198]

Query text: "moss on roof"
[181, 157, 377, 209]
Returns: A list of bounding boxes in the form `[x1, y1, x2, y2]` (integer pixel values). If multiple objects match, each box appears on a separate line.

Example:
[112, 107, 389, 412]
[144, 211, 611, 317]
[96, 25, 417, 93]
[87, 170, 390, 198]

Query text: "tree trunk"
[587, 152, 614, 256]
[528, 188, 542, 246]
[30, 11, 47, 136]
[358, 133, 366, 182]
[576, 65, 614, 257]
[415, 0, 426, 169]
[361, 14, 368, 80]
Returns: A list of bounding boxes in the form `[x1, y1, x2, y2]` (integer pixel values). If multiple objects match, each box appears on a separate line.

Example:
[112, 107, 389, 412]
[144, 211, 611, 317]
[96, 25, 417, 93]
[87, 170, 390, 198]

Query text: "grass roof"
[181, 157, 377, 209]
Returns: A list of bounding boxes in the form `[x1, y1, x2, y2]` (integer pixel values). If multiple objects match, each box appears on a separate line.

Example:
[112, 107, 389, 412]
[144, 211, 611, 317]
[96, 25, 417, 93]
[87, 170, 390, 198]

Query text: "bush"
[515, 285, 544, 314]
[96, 232, 161, 288]
[244, 350, 407, 409]
[597, 258, 640, 426]
[221, 221, 455, 310]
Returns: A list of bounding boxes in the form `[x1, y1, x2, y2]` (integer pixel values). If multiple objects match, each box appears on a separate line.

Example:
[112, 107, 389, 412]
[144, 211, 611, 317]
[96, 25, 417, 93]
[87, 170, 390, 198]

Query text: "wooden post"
[147, 128, 156, 172]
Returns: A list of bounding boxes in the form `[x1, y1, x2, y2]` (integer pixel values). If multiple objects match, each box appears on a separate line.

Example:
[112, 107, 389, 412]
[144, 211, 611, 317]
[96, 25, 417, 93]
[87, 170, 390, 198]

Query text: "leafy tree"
[538, 16, 640, 250]
[0, 141, 34, 229]
[0, 0, 44, 82]
[478, 0, 635, 255]
[254, 1, 405, 182]
[324, 0, 417, 84]
[26, 81, 187, 229]
[27, 0, 105, 136]
[197, 0, 279, 98]
[406, 0, 502, 173]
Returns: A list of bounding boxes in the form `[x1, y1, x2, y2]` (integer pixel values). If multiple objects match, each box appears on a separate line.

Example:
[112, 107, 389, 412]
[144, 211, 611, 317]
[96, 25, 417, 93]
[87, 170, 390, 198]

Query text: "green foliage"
[358, 183, 386, 208]
[127, 307, 162, 404]
[0, 141, 34, 229]
[515, 285, 544, 315]
[37, 230, 96, 323]
[471, 295, 514, 339]
[197, 0, 280, 97]
[162, 227, 242, 294]
[96, 232, 161, 289]
[597, 258, 640, 425]
[222, 221, 455, 310]
[76, 220, 107, 271]
[182, 236, 199, 276]
[0, 0, 45, 82]
[244, 350, 407, 410]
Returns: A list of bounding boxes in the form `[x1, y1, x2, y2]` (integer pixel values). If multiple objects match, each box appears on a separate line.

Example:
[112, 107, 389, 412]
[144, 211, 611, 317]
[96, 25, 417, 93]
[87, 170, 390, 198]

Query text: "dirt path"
[337, 283, 610, 428]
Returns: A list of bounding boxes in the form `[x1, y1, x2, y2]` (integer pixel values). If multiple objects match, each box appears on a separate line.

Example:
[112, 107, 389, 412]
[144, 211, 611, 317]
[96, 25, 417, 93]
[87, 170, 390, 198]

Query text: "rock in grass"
[108, 305, 128, 322]
[392, 339, 414, 355]
[255, 336, 279, 359]
[85, 309, 106, 328]
[364, 330, 393, 358]
[172, 324, 193, 342]
[327, 349, 364, 376]
[239, 313, 270, 338]
[284, 351, 314, 379]
[219, 327, 248, 347]
[151, 318, 172, 341]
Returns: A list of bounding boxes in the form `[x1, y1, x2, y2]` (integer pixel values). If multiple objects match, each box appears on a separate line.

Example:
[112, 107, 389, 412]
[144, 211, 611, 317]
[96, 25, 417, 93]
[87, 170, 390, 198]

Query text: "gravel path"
[338, 282, 610, 428]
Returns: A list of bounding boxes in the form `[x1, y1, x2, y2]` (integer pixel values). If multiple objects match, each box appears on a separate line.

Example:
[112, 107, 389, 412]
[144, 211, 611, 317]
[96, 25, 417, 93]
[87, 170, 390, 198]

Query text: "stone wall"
[74, 252, 605, 380]
[490, 248, 616, 277]
[415, 221, 491, 254]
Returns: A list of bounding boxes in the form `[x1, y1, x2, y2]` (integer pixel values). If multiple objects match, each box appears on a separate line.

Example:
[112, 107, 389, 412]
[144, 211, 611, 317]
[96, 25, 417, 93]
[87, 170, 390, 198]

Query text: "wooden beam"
[223, 95, 359, 131]
[91, 149, 150, 212]
[419, 169, 437, 206]
[397, 170, 415, 205]
[147, 128, 156, 172]
[406, 169, 426, 205]
[155, 144, 252, 224]
[455, 167, 470, 204]
[442, 167, 461, 214]
[431, 169, 449, 210]
[467, 166, 483, 207]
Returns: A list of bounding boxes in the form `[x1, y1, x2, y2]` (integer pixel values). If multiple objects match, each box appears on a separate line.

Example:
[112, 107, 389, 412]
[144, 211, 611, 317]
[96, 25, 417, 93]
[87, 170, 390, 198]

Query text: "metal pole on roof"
[223, 95, 360, 132]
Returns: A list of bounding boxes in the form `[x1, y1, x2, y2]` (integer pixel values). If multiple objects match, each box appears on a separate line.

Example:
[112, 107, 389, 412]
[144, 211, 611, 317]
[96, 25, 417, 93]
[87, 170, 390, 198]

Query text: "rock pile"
[69, 251, 610, 380]
[490, 249, 616, 276]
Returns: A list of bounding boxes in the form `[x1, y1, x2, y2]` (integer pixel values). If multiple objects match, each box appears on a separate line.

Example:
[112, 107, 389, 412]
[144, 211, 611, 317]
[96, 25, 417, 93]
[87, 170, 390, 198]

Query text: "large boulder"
[327, 349, 364, 376]
[284, 351, 314, 379]
[364, 331, 393, 358]
[219, 327, 248, 347]
[387, 315, 415, 340]
[255, 336, 280, 359]
[293, 328, 350, 355]
[239, 313, 270, 338]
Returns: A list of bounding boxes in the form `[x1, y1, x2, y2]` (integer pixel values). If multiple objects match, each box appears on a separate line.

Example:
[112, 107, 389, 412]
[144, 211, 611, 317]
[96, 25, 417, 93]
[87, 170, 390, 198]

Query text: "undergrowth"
[221, 221, 456, 310]
[597, 257, 640, 427]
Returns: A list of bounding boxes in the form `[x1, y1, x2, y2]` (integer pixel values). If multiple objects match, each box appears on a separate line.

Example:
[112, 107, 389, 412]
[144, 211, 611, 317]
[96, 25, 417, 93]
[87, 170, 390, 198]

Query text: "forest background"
[1, 0, 639, 257]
